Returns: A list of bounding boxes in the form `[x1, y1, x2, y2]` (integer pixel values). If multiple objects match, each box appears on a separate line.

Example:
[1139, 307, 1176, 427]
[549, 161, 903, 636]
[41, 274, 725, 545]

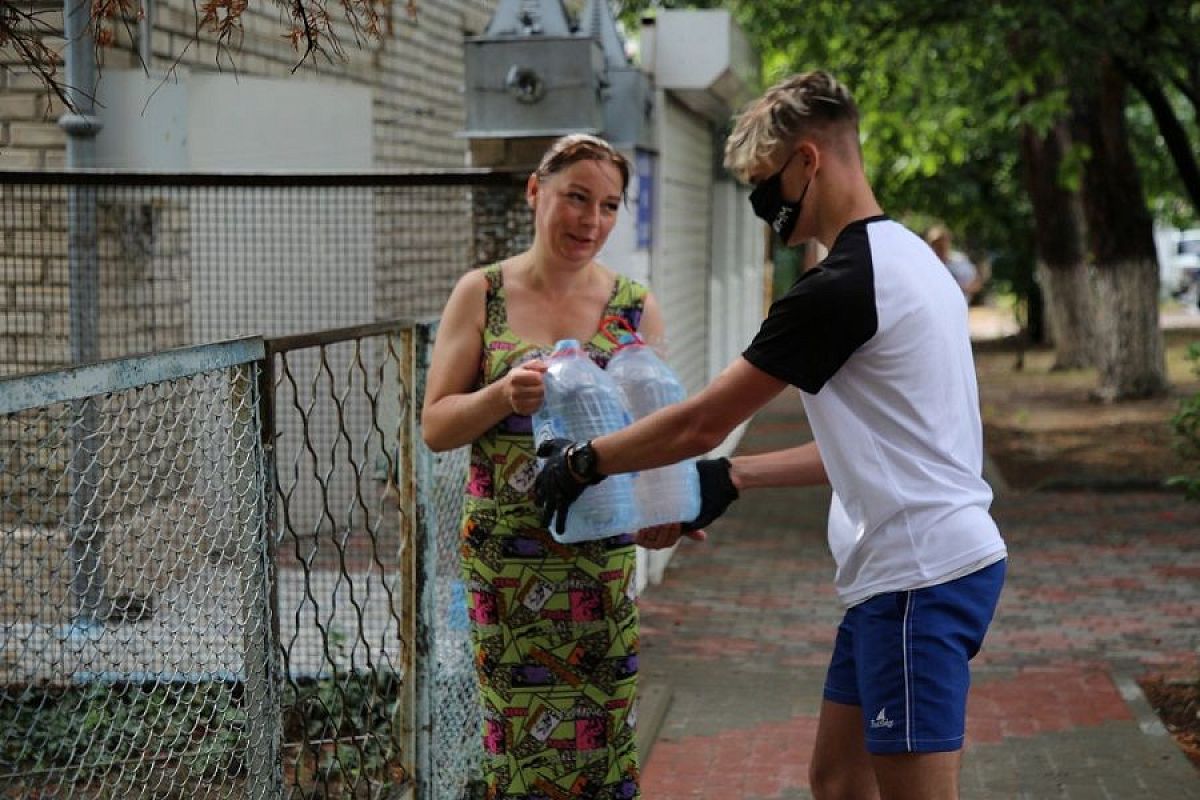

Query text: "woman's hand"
[506, 360, 547, 415]
[633, 523, 707, 550]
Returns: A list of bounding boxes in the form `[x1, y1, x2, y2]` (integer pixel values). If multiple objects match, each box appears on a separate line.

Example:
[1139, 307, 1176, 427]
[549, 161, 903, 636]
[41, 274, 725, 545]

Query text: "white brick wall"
[0, 0, 499, 375]
[0, 0, 498, 170]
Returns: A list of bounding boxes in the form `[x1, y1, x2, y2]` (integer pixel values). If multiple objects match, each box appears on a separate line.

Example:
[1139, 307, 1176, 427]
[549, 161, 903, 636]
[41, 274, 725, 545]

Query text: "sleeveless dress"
[460, 263, 646, 800]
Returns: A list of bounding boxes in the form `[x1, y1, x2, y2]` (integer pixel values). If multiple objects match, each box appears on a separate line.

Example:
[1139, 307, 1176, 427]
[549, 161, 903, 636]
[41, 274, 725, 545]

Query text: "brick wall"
[0, 0, 515, 504]
[0, 0, 66, 170]
[0, 0, 497, 170]
[1, 0, 502, 362]
[0, 184, 193, 376]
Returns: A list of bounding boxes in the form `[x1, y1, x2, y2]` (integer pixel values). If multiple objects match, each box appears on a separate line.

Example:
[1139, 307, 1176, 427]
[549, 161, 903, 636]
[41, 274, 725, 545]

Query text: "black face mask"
[749, 160, 811, 243]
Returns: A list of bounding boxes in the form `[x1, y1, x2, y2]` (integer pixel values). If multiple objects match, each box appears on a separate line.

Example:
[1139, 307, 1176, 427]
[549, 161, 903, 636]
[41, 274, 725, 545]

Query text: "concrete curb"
[637, 679, 673, 767]
[1115, 673, 1173, 739]
[1113, 671, 1200, 790]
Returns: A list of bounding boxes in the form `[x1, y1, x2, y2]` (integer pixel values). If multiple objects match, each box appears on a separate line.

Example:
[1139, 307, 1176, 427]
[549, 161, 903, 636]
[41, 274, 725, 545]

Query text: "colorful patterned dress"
[460, 264, 645, 800]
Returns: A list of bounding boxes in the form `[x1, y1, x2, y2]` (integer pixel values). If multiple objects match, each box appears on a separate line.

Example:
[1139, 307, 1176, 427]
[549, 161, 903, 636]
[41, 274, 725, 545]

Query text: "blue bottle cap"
[554, 338, 581, 353]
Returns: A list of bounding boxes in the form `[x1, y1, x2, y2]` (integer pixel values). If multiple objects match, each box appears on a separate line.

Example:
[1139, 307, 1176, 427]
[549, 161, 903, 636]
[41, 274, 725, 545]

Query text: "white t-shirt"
[743, 216, 1006, 607]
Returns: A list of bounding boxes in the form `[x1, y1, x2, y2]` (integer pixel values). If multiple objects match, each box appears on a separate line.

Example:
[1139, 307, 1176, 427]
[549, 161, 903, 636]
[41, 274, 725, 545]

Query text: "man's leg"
[871, 750, 961, 800]
[809, 699, 878, 800]
[815, 560, 1005, 799]
[809, 701, 963, 800]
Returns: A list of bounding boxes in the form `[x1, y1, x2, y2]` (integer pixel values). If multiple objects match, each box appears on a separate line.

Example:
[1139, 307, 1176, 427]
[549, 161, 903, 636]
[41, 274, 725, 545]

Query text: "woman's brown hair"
[534, 134, 631, 201]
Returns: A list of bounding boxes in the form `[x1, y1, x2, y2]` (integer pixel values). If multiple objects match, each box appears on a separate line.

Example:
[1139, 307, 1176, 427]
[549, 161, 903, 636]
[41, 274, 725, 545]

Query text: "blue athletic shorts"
[822, 559, 1006, 754]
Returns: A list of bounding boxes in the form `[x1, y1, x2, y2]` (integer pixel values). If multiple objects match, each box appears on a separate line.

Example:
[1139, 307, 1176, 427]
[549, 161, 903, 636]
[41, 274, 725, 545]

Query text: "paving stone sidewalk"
[638, 390, 1200, 799]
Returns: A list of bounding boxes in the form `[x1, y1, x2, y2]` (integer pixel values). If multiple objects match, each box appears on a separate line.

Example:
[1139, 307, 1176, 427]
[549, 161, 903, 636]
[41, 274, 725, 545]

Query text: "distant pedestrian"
[926, 224, 984, 303]
[535, 71, 1007, 800]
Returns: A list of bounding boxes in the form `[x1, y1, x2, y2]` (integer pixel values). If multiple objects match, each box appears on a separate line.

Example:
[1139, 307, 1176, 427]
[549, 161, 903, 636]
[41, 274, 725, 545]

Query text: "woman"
[422, 134, 679, 800]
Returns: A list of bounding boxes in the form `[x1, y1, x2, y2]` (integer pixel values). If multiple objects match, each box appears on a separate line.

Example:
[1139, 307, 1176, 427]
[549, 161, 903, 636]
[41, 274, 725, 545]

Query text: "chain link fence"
[0, 339, 279, 799]
[0, 169, 533, 797]
[411, 327, 481, 800]
[0, 323, 480, 799]
[265, 322, 479, 799]
[268, 324, 416, 798]
[0, 171, 531, 378]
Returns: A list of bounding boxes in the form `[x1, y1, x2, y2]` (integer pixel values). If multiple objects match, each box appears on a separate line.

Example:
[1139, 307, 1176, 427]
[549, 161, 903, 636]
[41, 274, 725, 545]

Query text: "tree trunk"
[1035, 260, 1093, 368]
[1019, 122, 1092, 369]
[1072, 56, 1168, 401]
[1090, 257, 1165, 401]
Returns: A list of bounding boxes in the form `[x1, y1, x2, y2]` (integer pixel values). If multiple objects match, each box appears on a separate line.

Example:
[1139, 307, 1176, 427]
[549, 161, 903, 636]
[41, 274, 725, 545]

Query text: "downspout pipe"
[58, 0, 105, 628]
[138, 0, 153, 71]
[58, 0, 103, 168]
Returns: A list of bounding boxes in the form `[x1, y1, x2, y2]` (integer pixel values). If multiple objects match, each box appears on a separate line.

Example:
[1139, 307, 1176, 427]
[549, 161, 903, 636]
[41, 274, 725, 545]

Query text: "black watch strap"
[566, 441, 605, 485]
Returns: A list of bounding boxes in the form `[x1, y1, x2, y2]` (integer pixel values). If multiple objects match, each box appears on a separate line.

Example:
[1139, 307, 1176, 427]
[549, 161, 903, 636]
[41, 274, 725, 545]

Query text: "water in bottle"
[607, 336, 701, 528]
[532, 339, 638, 543]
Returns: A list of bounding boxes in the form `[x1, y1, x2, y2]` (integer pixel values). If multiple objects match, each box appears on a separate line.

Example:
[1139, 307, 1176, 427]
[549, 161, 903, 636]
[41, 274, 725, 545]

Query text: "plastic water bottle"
[607, 336, 701, 528]
[532, 339, 638, 543]
[447, 579, 469, 631]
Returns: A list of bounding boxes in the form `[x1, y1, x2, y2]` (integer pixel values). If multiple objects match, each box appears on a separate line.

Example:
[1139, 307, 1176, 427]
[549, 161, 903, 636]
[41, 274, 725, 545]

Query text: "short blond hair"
[724, 70, 860, 183]
[924, 224, 952, 246]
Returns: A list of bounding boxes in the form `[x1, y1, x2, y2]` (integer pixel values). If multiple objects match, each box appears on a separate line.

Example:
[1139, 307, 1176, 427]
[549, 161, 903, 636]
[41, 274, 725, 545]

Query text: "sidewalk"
[637, 390, 1200, 799]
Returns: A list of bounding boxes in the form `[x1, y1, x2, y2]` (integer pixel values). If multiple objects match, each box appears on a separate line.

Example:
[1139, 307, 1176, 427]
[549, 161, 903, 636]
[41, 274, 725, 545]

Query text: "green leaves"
[1170, 343, 1200, 501]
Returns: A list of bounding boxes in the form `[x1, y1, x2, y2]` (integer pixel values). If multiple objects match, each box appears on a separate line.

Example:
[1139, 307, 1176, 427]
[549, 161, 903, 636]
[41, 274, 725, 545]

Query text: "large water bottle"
[532, 339, 638, 543]
[607, 336, 701, 528]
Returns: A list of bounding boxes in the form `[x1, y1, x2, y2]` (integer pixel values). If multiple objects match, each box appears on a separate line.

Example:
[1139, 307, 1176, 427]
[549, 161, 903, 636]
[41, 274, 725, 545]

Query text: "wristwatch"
[565, 440, 605, 485]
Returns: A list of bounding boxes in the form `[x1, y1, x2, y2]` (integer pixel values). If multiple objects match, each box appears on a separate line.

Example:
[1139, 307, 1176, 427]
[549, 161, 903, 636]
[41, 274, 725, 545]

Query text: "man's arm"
[534, 357, 798, 536]
[729, 441, 827, 491]
[590, 356, 788, 476]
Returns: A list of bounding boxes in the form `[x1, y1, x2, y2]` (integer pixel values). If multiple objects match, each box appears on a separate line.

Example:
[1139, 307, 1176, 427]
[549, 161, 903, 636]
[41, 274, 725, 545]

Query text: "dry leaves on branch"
[1, 0, 422, 110]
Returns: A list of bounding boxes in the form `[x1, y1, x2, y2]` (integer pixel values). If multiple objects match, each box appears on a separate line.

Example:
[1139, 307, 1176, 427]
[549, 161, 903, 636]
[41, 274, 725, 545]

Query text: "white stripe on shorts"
[903, 591, 914, 751]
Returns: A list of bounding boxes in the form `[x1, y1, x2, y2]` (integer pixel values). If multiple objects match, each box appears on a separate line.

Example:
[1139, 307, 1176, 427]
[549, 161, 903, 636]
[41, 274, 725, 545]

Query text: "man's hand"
[634, 524, 707, 550]
[682, 458, 739, 532]
[534, 439, 603, 535]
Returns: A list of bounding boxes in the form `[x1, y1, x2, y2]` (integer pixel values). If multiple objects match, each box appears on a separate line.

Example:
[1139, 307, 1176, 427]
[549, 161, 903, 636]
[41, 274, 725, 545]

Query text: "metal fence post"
[61, 0, 105, 628]
[65, 181, 104, 628]
[412, 322, 437, 799]
[242, 354, 283, 798]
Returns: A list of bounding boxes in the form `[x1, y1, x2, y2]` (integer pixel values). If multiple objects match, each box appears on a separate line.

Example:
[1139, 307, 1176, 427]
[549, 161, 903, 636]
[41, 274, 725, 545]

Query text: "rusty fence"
[0, 321, 478, 799]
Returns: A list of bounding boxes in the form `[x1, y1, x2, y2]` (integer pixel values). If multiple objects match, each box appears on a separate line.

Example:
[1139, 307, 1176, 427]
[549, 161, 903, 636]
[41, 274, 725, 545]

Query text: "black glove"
[682, 457, 739, 532]
[534, 439, 604, 535]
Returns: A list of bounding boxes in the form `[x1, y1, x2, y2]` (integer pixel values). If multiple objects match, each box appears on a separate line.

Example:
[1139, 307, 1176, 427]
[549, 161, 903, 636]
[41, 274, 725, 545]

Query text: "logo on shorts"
[870, 707, 895, 729]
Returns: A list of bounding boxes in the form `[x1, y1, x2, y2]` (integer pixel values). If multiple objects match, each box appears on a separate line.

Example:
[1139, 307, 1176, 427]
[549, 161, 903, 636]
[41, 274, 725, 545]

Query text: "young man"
[535, 70, 1007, 799]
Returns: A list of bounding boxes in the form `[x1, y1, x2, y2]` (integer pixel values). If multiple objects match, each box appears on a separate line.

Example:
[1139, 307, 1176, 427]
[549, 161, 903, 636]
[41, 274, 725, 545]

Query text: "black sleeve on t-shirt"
[743, 223, 879, 394]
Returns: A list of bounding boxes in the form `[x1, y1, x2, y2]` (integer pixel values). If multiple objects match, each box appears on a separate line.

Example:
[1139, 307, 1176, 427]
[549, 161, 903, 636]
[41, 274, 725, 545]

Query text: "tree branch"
[1117, 55, 1200, 218]
[1, 1, 76, 111]
[1, 0, 417, 107]
[1167, 66, 1199, 112]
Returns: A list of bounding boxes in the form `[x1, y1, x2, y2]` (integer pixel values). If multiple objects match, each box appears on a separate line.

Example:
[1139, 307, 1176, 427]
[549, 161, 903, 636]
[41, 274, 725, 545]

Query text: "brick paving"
[637, 390, 1200, 799]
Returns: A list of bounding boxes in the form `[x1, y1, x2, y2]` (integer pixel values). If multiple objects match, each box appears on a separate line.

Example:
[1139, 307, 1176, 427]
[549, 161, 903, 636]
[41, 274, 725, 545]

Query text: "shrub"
[1169, 342, 1200, 500]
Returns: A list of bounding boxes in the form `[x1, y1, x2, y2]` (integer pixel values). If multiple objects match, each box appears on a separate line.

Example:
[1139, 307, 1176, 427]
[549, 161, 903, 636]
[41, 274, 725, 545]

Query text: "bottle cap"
[613, 332, 646, 353]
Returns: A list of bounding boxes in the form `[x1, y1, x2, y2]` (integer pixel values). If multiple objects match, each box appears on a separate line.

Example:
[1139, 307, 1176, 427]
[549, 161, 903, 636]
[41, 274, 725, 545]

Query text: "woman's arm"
[638, 291, 666, 348]
[421, 271, 544, 452]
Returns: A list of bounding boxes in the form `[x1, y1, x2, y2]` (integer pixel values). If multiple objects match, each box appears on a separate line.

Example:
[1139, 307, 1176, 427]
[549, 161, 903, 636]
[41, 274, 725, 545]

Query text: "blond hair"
[924, 224, 952, 246]
[724, 70, 860, 183]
